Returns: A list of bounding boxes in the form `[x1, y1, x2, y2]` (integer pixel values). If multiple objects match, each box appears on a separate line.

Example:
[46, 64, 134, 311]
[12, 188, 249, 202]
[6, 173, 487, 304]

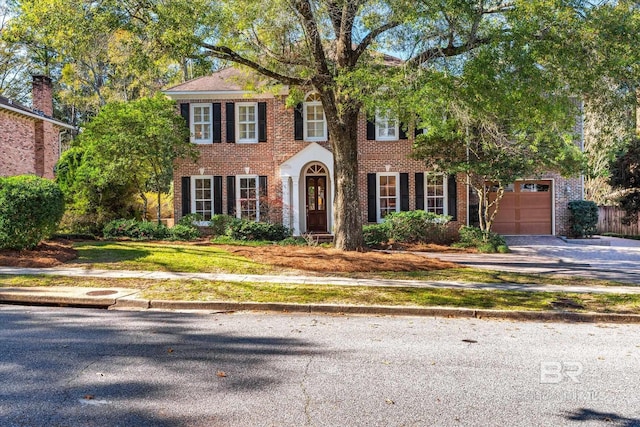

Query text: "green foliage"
[209, 214, 236, 237]
[55, 94, 197, 231]
[0, 176, 65, 250]
[103, 218, 200, 241]
[363, 223, 389, 247]
[383, 211, 451, 244]
[178, 213, 205, 226]
[228, 220, 291, 242]
[567, 201, 599, 238]
[168, 224, 200, 241]
[277, 236, 308, 246]
[455, 226, 508, 254]
[610, 137, 640, 225]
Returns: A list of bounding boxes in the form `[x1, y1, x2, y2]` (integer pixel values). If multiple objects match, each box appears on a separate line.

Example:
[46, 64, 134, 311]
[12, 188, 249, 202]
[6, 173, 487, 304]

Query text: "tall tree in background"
[122, 0, 524, 250]
[0, 0, 30, 102]
[3, 0, 191, 124]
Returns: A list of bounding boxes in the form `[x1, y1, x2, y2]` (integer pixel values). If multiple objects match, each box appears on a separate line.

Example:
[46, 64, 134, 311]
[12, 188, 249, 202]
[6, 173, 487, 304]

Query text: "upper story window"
[377, 172, 399, 222]
[236, 102, 258, 143]
[304, 93, 327, 141]
[376, 110, 399, 141]
[191, 103, 212, 144]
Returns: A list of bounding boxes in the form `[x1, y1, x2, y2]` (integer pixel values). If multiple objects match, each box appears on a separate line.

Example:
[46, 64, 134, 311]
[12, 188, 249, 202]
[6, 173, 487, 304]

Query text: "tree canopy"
[56, 94, 196, 231]
[5, 0, 640, 247]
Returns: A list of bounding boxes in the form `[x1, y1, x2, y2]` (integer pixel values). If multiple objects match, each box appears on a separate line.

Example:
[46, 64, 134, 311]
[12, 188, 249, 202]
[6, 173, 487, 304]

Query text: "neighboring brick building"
[165, 67, 582, 236]
[0, 76, 74, 179]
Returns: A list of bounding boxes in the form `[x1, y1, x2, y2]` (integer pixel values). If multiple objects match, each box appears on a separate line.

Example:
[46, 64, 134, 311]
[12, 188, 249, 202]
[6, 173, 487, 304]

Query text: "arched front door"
[305, 164, 327, 232]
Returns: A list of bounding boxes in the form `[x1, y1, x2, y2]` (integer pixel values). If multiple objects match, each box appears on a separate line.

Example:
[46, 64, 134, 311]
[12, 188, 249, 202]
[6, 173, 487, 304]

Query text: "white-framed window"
[425, 173, 447, 215]
[376, 172, 399, 222]
[236, 175, 259, 221]
[376, 110, 398, 141]
[191, 103, 212, 144]
[191, 176, 213, 223]
[236, 102, 258, 143]
[304, 93, 327, 141]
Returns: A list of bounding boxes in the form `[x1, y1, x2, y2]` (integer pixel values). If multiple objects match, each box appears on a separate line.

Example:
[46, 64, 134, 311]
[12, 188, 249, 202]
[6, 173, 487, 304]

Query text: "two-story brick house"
[0, 76, 74, 179]
[165, 67, 582, 236]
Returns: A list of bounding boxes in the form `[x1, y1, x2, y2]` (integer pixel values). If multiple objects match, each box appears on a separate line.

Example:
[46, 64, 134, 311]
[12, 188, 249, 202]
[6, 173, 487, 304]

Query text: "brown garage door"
[490, 180, 552, 235]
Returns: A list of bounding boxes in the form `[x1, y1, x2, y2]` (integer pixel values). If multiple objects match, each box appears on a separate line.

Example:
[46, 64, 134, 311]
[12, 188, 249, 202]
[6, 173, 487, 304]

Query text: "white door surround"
[279, 143, 334, 235]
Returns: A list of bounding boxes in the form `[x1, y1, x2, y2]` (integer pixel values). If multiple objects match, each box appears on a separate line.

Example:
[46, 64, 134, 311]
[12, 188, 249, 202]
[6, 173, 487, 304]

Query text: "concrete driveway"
[424, 235, 640, 284]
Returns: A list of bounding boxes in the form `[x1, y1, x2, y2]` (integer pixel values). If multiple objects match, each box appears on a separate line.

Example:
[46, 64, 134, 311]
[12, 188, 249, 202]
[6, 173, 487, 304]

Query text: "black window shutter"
[448, 174, 457, 221]
[227, 176, 236, 215]
[180, 103, 190, 142]
[399, 123, 408, 140]
[366, 118, 375, 140]
[400, 173, 409, 211]
[213, 103, 222, 143]
[226, 102, 235, 143]
[258, 102, 267, 142]
[415, 173, 425, 210]
[181, 176, 191, 216]
[367, 173, 377, 222]
[294, 103, 304, 140]
[213, 176, 223, 214]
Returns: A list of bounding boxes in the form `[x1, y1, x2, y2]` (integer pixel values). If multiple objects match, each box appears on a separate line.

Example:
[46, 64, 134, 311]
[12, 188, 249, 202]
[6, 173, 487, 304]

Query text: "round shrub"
[363, 223, 389, 247]
[0, 175, 65, 250]
[169, 224, 200, 241]
[103, 219, 169, 240]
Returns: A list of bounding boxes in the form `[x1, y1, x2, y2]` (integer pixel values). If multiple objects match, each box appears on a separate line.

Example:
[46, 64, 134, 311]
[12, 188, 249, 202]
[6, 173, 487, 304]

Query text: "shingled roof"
[0, 95, 74, 129]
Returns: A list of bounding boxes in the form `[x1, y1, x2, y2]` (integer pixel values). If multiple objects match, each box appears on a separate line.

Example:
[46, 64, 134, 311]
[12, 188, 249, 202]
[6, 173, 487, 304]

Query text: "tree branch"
[199, 43, 309, 86]
[353, 21, 401, 65]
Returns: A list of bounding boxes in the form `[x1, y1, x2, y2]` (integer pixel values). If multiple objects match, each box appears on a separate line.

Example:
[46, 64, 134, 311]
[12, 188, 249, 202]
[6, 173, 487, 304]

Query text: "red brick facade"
[0, 76, 73, 179]
[166, 71, 582, 236]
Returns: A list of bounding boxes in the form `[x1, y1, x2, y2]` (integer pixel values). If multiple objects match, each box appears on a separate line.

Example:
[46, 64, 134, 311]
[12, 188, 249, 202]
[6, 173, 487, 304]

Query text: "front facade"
[165, 68, 582, 236]
[0, 76, 74, 179]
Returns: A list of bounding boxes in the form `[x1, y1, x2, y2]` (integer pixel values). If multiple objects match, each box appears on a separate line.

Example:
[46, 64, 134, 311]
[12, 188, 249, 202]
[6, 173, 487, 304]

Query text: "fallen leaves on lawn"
[216, 371, 227, 377]
[217, 245, 459, 273]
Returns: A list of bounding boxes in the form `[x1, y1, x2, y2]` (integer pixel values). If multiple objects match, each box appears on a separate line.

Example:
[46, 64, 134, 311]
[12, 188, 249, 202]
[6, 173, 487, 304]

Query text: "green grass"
[368, 269, 629, 288]
[70, 241, 273, 274]
[2, 274, 639, 314]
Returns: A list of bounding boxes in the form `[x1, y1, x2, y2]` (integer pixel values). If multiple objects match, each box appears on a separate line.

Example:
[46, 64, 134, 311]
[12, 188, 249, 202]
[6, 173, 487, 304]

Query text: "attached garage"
[490, 180, 553, 235]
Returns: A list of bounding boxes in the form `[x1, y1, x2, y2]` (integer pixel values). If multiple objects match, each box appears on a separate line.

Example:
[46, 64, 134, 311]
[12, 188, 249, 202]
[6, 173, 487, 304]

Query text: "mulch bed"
[0, 241, 78, 268]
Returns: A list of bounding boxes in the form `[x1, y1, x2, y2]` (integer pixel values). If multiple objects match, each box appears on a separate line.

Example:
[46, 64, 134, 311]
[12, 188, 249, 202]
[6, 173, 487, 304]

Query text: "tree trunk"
[327, 109, 364, 251]
[156, 190, 162, 225]
[140, 192, 148, 221]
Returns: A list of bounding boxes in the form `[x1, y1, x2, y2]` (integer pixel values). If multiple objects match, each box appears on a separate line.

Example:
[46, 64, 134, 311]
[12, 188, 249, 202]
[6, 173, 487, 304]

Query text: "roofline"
[0, 103, 75, 130]
[163, 88, 289, 99]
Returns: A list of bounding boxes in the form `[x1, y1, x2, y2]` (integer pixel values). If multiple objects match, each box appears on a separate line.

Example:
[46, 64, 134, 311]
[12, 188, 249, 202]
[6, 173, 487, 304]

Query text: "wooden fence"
[597, 206, 640, 236]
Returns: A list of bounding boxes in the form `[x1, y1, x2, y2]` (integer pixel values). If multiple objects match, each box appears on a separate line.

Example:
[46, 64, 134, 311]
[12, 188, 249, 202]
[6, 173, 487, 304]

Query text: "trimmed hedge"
[568, 200, 598, 238]
[103, 219, 199, 241]
[0, 175, 65, 250]
[363, 210, 452, 247]
[455, 226, 508, 253]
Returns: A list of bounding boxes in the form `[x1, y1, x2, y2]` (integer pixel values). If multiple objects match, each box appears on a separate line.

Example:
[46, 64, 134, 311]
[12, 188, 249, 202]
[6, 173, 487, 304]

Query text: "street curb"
[3, 294, 640, 324]
[146, 300, 640, 324]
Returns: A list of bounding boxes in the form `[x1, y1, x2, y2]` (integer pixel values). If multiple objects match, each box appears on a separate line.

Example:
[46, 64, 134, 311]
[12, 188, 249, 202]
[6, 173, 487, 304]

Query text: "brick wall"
[173, 95, 467, 232]
[0, 110, 60, 179]
[0, 110, 36, 177]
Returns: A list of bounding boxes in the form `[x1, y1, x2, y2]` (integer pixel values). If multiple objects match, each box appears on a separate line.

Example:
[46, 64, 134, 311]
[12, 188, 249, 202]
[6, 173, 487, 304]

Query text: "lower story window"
[192, 177, 213, 221]
[237, 176, 259, 221]
[425, 173, 446, 215]
[377, 173, 399, 221]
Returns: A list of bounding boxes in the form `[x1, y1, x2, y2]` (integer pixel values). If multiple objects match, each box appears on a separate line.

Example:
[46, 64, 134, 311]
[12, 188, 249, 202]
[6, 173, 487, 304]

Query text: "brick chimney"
[32, 75, 53, 117]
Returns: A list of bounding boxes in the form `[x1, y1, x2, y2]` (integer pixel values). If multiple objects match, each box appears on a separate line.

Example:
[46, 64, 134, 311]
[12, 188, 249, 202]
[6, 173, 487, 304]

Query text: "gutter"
[0, 103, 75, 130]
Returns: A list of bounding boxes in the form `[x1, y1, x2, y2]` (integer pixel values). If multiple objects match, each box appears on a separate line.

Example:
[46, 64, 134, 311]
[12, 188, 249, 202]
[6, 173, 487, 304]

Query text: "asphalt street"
[1, 305, 639, 426]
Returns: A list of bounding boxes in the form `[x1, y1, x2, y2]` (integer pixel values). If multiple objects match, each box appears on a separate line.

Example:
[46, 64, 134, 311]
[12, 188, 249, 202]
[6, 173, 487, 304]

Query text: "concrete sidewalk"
[2, 265, 640, 294]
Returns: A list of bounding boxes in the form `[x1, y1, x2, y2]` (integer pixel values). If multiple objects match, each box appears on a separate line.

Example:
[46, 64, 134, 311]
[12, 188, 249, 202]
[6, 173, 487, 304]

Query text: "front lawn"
[70, 241, 273, 274]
